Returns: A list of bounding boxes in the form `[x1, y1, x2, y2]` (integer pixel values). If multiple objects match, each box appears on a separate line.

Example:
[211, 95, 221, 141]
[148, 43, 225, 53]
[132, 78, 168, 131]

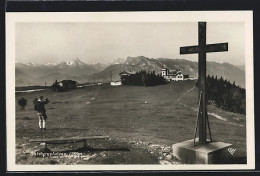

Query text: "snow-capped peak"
[66, 60, 75, 65]
[112, 58, 125, 64]
[15, 61, 27, 68]
[25, 62, 37, 66]
[63, 58, 86, 66]
[45, 62, 57, 66]
[73, 57, 81, 62]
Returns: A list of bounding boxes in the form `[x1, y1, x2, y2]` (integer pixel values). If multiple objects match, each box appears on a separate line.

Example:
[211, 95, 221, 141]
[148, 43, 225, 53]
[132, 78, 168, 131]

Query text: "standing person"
[33, 95, 49, 130]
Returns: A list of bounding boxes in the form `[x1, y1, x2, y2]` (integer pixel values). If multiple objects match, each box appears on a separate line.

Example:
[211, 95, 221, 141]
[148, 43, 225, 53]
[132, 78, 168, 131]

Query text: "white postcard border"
[6, 11, 254, 171]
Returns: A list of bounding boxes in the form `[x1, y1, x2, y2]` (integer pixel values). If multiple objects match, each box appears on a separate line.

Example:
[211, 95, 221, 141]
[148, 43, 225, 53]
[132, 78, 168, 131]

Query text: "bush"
[18, 97, 27, 110]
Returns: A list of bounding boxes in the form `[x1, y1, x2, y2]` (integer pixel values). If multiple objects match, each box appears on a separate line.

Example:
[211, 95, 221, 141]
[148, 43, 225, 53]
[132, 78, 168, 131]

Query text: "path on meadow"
[176, 85, 245, 127]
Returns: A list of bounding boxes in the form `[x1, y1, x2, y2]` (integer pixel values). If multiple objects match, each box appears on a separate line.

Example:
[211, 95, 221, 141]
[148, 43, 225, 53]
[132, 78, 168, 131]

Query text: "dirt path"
[176, 85, 196, 107]
[177, 85, 245, 127]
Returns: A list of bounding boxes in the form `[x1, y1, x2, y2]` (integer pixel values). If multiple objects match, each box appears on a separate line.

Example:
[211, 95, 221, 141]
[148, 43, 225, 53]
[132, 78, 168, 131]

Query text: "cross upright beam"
[180, 22, 228, 144]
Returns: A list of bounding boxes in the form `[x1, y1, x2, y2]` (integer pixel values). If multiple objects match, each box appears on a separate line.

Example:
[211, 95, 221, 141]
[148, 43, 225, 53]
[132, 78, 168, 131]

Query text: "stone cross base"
[172, 139, 232, 164]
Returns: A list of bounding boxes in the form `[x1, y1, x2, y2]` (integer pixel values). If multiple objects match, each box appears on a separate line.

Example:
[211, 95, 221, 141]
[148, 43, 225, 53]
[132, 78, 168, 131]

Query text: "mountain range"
[15, 56, 245, 88]
[15, 58, 107, 86]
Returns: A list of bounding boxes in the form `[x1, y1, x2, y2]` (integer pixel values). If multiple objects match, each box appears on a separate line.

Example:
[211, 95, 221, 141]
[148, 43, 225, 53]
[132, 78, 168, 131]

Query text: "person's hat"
[39, 95, 44, 99]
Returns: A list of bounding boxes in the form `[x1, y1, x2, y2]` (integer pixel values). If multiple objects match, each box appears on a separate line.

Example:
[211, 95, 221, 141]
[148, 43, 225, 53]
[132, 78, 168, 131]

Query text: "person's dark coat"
[34, 99, 49, 113]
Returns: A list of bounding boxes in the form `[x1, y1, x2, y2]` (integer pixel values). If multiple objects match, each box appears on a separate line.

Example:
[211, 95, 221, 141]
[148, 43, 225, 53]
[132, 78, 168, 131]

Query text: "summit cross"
[180, 22, 228, 144]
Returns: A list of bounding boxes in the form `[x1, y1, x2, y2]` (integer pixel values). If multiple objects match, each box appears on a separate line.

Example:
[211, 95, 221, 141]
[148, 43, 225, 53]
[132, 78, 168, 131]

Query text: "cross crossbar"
[206, 43, 228, 53]
[180, 43, 228, 55]
[180, 46, 200, 54]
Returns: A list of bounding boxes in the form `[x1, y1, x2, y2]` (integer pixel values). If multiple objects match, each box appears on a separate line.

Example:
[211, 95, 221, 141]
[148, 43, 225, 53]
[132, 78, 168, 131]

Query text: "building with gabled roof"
[119, 71, 136, 85]
[119, 71, 136, 76]
[161, 68, 184, 81]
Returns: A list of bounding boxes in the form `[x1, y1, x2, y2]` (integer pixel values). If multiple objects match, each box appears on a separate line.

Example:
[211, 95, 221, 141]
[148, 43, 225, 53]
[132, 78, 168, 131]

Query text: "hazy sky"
[15, 22, 245, 65]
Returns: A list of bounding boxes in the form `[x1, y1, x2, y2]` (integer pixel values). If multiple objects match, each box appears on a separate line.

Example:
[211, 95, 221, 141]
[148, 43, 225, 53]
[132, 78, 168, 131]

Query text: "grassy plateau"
[15, 80, 246, 165]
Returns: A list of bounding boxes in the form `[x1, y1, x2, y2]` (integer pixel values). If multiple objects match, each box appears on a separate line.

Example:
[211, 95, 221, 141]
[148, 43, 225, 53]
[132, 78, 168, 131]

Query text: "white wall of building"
[161, 68, 184, 81]
[111, 81, 122, 86]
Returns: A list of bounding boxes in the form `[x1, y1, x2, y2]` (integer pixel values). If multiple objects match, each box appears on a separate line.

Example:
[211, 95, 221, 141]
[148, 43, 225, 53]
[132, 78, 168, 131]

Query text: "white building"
[110, 81, 122, 86]
[161, 68, 184, 81]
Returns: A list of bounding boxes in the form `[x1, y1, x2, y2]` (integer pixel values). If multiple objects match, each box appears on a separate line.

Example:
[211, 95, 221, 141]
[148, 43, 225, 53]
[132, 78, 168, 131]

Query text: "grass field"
[15, 80, 246, 165]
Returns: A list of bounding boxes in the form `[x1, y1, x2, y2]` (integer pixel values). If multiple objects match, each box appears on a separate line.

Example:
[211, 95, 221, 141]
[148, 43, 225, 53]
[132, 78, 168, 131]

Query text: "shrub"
[18, 97, 27, 110]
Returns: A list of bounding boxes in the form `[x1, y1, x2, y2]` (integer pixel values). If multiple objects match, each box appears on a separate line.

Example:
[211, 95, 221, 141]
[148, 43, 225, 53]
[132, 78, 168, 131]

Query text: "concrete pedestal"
[172, 139, 232, 164]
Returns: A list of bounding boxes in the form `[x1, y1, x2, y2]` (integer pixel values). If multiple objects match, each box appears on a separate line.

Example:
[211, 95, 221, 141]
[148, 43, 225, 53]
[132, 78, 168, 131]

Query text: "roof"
[161, 68, 182, 74]
[119, 71, 136, 75]
[60, 80, 78, 84]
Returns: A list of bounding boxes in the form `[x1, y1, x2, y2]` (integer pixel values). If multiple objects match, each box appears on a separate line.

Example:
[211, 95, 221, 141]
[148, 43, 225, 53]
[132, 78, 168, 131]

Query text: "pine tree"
[206, 75, 245, 114]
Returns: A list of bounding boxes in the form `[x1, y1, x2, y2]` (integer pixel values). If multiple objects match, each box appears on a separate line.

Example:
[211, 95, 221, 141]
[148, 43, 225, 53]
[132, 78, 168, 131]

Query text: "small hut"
[51, 80, 78, 91]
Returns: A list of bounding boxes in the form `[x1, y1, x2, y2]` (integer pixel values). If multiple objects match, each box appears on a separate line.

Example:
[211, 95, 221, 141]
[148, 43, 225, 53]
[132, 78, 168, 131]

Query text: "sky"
[15, 22, 245, 65]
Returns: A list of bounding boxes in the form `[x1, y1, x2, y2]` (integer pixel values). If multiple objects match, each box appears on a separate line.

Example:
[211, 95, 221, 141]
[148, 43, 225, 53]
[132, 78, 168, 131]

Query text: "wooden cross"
[180, 22, 228, 144]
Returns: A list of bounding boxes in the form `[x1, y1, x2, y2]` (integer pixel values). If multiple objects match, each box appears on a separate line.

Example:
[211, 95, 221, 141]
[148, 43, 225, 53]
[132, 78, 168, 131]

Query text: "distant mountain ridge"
[15, 58, 107, 86]
[15, 56, 245, 88]
[91, 56, 245, 88]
